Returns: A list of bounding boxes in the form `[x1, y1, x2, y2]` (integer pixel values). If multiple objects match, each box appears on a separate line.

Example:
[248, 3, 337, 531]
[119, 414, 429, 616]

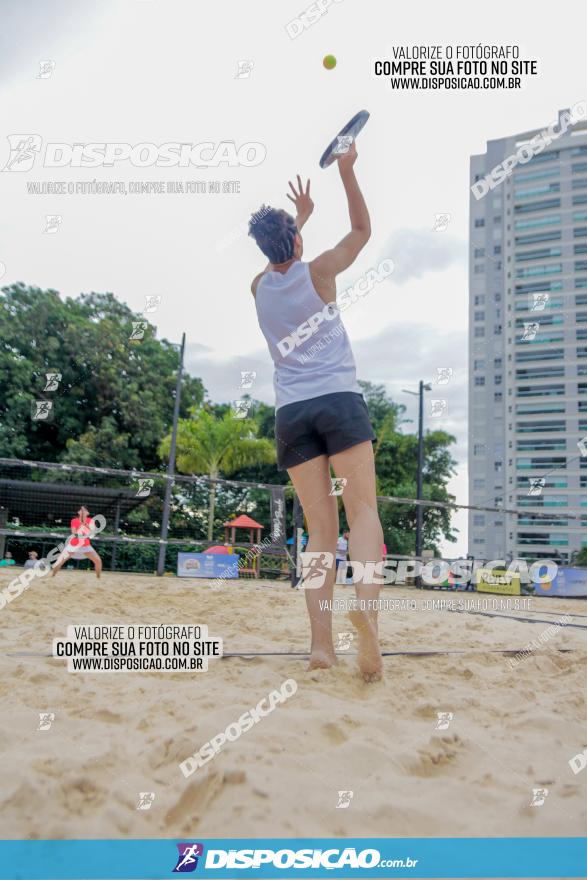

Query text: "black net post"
[290, 493, 304, 588]
[156, 333, 185, 576]
[110, 495, 122, 571]
[0, 507, 6, 559]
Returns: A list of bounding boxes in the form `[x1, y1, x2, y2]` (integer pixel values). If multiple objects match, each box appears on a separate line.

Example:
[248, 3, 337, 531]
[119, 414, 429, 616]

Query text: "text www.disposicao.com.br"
[70, 657, 201, 671]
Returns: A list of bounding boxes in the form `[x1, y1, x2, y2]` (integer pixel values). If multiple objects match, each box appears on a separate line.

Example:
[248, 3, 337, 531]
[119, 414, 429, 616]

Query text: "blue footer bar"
[0, 837, 586, 879]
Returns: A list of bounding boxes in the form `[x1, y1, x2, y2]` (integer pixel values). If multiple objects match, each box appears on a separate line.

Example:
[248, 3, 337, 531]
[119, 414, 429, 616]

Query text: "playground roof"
[223, 514, 264, 529]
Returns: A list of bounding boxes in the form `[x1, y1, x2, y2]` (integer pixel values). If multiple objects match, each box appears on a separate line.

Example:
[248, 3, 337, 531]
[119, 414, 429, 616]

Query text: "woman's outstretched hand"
[287, 175, 313, 229]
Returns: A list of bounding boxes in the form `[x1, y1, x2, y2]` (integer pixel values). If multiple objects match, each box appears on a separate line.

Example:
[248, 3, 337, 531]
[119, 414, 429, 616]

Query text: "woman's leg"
[50, 549, 73, 577]
[87, 550, 102, 578]
[287, 455, 339, 669]
[330, 441, 384, 681]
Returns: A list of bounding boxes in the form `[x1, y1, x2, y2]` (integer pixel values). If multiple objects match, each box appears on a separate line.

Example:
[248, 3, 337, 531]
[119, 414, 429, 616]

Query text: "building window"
[475, 327, 485, 338]
[495, 324, 502, 335]
[475, 218, 485, 228]
[474, 359, 485, 370]
[474, 294, 485, 305]
[494, 245, 502, 255]
[475, 264, 486, 274]
[494, 215, 502, 224]
[475, 376, 486, 386]
[515, 183, 561, 198]
[474, 311, 485, 321]
[495, 375, 502, 385]
[495, 392, 503, 402]
[473, 514, 485, 526]
[515, 198, 561, 214]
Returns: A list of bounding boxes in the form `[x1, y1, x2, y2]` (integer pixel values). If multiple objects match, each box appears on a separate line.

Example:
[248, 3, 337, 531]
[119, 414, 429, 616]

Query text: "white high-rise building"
[469, 108, 587, 564]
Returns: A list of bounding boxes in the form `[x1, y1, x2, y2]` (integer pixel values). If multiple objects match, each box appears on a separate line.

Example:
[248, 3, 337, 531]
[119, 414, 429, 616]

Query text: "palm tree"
[159, 408, 275, 540]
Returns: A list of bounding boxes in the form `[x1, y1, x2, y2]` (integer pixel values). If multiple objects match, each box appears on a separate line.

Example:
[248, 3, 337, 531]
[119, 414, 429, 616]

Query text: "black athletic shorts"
[275, 391, 376, 470]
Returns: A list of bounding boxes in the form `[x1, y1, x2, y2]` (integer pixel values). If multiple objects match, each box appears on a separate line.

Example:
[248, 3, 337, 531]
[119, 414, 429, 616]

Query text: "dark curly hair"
[248, 205, 298, 264]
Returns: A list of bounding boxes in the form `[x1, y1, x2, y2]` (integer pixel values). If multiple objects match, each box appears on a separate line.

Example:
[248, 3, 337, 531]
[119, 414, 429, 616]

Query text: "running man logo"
[136, 792, 155, 810]
[521, 322, 540, 341]
[298, 551, 334, 590]
[173, 843, 204, 873]
[239, 370, 257, 389]
[432, 212, 451, 231]
[531, 292, 549, 312]
[37, 712, 55, 731]
[528, 476, 546, 497]
[130, 321, 147, 341]
[435, 367, 453, 386]
[2, 134, 42, 171]
[235, 60, 254, 79]
[569, 749, 587, 776]
[43, 372, 62, 391]
[37, 60, 56, 79]
[435, 711, 454, 730]
[336, 632, 354, 651]
[43, 215, 62, 234]
[329, 477, 347, 496]
[530, 788, 549, 807]
[336, 790, 354, 809]
[143, 295, 161, 314]
[333, 135, 354, 156]
[31, 400, 54, 422]
[430, 399, 447, 418]
[231, 399, 252, 419]
[135, 479, 154, 498]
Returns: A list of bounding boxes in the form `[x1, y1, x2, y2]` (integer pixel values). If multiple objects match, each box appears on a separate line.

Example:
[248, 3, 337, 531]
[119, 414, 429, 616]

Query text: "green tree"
[0, 283, 204, 468]
[159, 408, 275, 540]
[361, 381, 458, 555]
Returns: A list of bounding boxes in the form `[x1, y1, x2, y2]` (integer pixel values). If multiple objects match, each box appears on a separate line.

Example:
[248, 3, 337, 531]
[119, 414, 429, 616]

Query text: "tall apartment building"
[469, 108, 587, 564]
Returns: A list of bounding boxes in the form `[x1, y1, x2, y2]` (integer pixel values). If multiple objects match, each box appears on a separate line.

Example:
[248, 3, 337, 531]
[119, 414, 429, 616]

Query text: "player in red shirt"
[51, 506, 103, 578]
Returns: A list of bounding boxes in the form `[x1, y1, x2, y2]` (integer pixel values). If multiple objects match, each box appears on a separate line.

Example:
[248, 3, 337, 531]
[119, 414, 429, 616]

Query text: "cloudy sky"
[0, 0, 582, 555]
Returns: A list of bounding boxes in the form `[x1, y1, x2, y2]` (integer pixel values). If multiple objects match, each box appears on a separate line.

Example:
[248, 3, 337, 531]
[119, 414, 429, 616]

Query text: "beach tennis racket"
[319, 110, 370, 169]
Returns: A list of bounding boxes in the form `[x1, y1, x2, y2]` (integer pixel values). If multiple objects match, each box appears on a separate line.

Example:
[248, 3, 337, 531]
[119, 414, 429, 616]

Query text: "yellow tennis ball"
[323, 54, 337, 70]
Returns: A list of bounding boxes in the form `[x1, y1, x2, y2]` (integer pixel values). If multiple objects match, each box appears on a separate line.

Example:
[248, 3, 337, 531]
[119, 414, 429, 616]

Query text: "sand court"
[1, 570, 586, 842]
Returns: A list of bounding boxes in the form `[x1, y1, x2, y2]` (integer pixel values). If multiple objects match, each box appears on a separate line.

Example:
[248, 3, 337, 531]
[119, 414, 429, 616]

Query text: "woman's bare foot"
[348, 609, 382, 682]
[308, 648, 337, 670]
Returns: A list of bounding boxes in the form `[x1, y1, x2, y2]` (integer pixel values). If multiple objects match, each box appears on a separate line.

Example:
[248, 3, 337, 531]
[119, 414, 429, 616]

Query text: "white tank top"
[254, 261, 360, 410]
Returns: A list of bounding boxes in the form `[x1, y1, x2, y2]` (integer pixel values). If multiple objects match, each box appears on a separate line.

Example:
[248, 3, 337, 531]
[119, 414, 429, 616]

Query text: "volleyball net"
[0, 457, 289, 577]
[0, 456, 581, 581]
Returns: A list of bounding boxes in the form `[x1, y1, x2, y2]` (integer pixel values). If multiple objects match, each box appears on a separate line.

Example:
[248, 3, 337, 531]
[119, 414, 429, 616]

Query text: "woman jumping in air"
[51, 505, 102, 578]
[249, 141, 384, 682]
